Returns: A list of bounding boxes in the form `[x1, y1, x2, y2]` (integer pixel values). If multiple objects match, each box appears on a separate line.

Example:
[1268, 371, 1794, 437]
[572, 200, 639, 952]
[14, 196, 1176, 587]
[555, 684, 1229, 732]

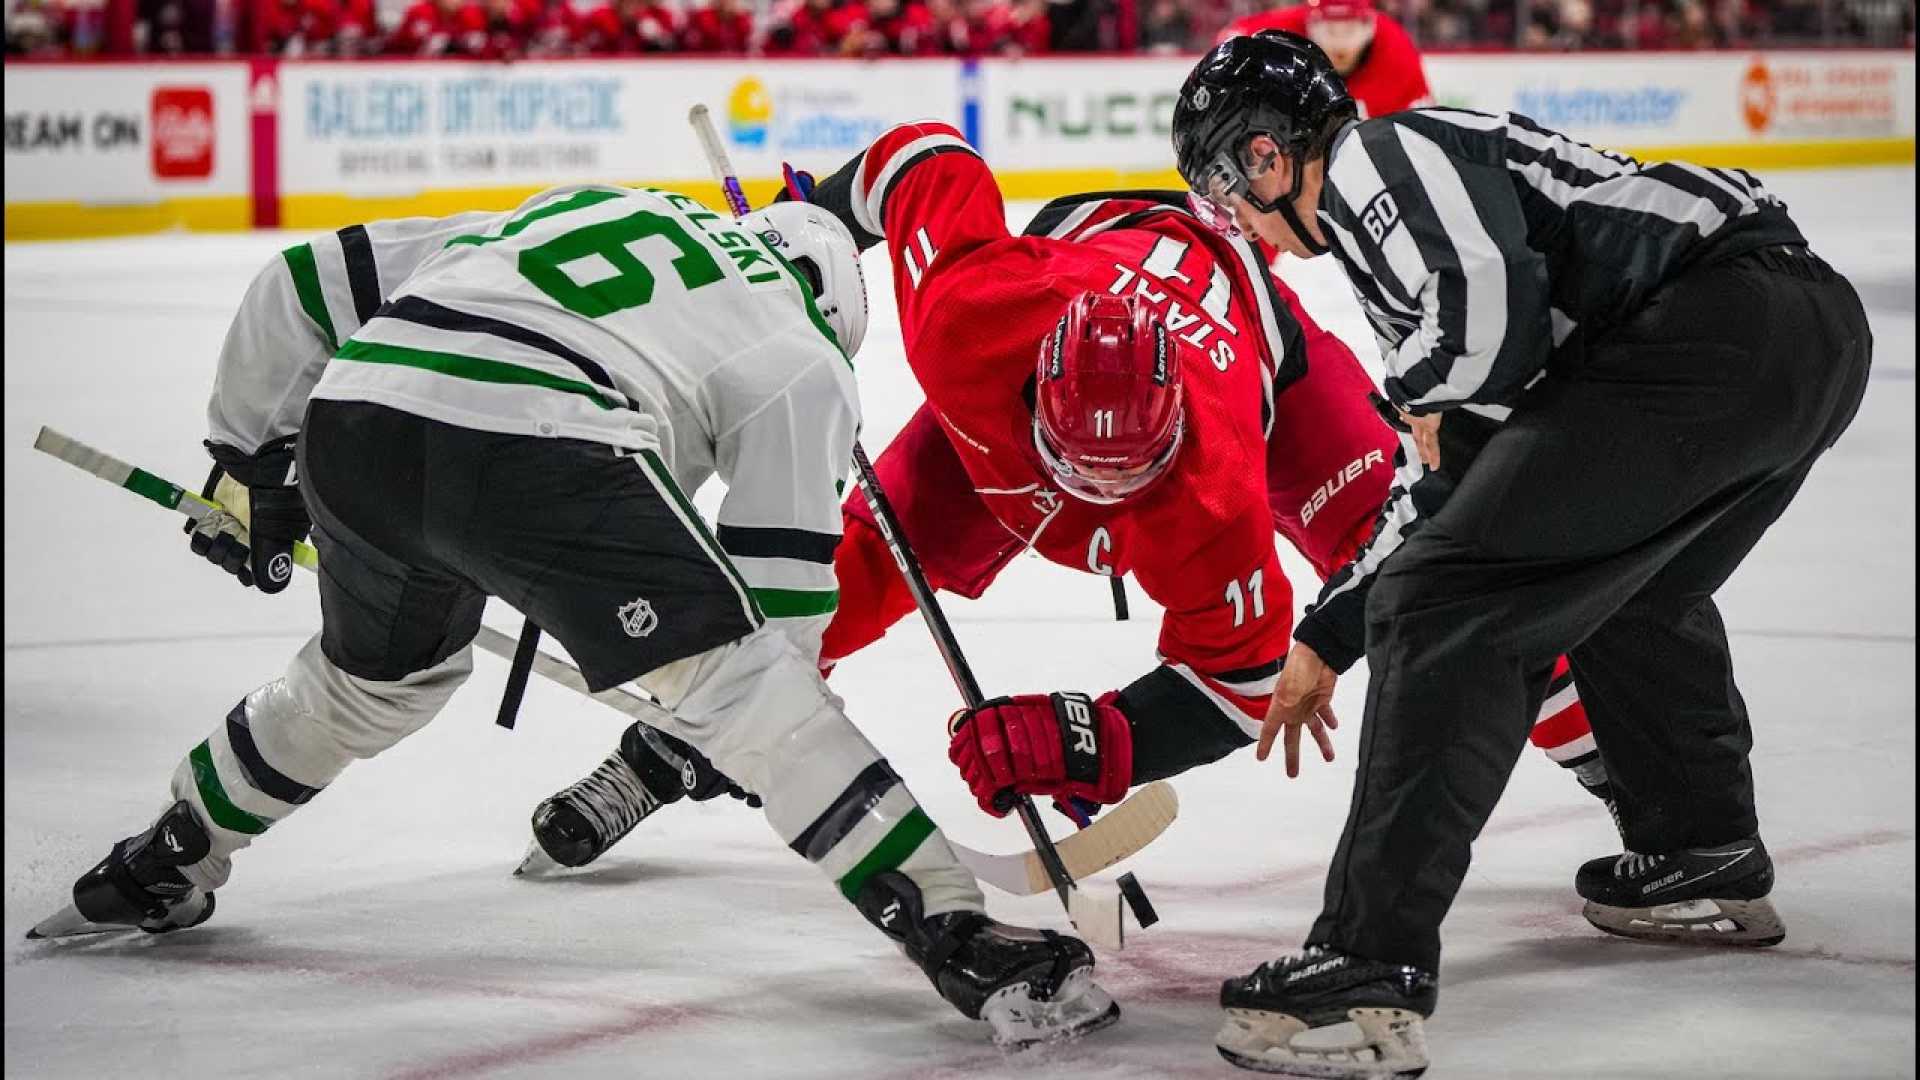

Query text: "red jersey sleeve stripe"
[1170, 662, 1269, 736]
[852, 123, 977, 240]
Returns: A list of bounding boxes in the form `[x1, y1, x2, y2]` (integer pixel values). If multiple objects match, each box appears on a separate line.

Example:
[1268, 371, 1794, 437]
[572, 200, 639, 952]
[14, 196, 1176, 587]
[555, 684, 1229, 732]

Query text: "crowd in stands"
[4, 0, 1911, 56]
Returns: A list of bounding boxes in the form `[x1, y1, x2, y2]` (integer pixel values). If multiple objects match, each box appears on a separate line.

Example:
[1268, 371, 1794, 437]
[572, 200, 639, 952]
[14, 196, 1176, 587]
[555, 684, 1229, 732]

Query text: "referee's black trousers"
[1305, 247, 1873, 975]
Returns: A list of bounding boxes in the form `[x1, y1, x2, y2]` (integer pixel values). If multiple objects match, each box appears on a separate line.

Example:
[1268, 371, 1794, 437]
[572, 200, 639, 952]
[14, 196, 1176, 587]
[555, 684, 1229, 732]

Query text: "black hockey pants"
[299, 402, 761, 692]
[1305, 246, 1874, 974]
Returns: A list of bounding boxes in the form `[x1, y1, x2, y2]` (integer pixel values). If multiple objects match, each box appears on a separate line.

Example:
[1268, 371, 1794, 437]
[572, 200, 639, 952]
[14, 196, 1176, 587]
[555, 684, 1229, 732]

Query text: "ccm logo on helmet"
[1300, 448, 1385, 526]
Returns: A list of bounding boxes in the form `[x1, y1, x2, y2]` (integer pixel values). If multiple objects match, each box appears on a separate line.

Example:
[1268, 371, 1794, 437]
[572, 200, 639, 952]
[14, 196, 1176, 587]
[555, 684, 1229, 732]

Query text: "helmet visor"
[1033, 413, 1185, 505]
[1189, 146, 1253, 214]
[1186, 189, 1243, 239]
[1187, 139, 1282, 218]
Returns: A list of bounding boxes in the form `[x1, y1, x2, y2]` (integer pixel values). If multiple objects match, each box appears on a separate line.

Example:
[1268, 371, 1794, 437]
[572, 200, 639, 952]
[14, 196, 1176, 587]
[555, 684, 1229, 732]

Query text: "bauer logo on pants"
[618, 597, 658, 639]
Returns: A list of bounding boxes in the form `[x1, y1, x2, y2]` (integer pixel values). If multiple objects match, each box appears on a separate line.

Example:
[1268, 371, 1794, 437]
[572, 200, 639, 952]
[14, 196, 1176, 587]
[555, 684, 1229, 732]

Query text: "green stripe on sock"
[189, 741, 269, 835]
[281, 243, 337, 351]
[837, 807, 936, 901]
[445, 189, 624, 248]
[333, 339, 619, 410]
[751, 587, 839, 619]
[123, 467, 186, 511]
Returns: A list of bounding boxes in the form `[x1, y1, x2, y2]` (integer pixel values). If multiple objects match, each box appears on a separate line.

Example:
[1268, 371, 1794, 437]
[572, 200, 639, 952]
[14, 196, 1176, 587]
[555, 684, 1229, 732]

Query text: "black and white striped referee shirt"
[1290, 107, 1807, 670]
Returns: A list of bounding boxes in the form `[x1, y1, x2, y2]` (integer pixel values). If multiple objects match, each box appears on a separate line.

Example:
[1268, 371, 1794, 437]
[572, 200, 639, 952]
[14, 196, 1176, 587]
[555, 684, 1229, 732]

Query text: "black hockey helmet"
[1172, 31, 1356, 230]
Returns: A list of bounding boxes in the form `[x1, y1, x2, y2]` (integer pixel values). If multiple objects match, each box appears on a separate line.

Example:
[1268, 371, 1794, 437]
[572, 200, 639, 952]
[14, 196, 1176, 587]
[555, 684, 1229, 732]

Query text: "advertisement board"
[4, 62, 250, 236]
[973, 51, 1913, 192]
[978, 56, 1193, 183]
[274, 58, 963, 221]
[1423, 51, 1915, 155]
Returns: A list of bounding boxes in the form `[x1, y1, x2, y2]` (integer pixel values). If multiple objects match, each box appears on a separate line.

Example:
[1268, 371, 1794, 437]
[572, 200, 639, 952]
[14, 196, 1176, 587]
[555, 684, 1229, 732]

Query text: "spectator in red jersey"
[766, 0, 864, 54]
[256, 0, 338, 54]
[1219, 0, 1432, 117]
[679, 0, 754, 50]
[579, 0, 677, 50]
[466, 0, 531, 56]
[333, 0, 377, 53]
[844, 0, 937, 54]
[524, 0, 583, 54]
[921, 0, 974, 51]
[971, 0, 1047, 53]
[387, 0, 487, 54]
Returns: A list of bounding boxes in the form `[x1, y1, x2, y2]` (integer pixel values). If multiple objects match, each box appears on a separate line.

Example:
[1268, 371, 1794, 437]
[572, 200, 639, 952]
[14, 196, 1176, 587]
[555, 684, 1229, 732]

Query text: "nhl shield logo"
[1190, 86, 1211, 110]
[617, 597, 658, 639]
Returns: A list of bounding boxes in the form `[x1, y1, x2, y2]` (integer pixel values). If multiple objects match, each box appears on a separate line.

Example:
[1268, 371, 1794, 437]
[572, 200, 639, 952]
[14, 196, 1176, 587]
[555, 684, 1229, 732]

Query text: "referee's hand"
[1397, 408, 1444, 470]
[1259, 642, 1339, 778]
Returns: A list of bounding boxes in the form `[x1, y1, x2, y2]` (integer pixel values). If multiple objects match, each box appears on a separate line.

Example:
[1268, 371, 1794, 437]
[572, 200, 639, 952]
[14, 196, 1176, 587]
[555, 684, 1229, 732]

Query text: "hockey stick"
[464, 619, 1176, 897]
[685, 106, 1157, 947]
[30, 425, 1178, 898]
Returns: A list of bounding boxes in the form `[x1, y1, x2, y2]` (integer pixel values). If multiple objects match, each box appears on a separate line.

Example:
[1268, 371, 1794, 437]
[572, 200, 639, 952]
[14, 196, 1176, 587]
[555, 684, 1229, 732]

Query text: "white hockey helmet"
[743, 201, 869, 359]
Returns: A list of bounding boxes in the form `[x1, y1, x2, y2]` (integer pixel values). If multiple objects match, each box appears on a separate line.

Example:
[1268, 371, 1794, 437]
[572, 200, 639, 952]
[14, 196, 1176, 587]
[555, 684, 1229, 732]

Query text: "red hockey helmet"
[1033, 291, 1185, 505]
[1304, 0, 1376, 71]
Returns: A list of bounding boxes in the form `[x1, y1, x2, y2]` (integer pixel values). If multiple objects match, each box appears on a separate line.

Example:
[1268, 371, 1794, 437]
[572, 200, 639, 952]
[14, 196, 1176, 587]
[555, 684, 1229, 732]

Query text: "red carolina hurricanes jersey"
[850, 122, 1313, 730]
[1220, 9, 1433, 118]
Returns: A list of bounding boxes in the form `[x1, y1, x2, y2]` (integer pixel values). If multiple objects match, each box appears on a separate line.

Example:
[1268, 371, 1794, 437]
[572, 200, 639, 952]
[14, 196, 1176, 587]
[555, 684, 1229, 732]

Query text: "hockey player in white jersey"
[31, 186, 1119, 1048]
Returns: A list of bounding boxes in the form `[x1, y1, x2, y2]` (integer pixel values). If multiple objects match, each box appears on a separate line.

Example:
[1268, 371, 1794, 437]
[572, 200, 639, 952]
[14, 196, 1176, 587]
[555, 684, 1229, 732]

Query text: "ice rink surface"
[5, 167, 1914, 1079]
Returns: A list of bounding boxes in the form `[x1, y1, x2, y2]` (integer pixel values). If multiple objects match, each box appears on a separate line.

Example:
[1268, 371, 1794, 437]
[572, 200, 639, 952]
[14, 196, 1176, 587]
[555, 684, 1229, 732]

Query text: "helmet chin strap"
[1242, 146, 1332, 257]
[1277, 197, 1331, 256]
[1271, 151, 1332, 257]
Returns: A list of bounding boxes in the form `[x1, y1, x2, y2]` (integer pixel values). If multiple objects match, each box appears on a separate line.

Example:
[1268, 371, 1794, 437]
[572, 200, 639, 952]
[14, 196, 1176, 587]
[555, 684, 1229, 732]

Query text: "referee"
[1173, 31, 1873, 1077]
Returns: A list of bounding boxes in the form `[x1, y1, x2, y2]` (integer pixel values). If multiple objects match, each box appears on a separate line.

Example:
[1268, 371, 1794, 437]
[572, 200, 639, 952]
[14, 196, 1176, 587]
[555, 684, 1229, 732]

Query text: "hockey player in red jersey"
[1220, 0, 1432, 118]
[817, 122, 1395, 819]
[524, 121, 1611, 867]
[518, 121, 1399, 871]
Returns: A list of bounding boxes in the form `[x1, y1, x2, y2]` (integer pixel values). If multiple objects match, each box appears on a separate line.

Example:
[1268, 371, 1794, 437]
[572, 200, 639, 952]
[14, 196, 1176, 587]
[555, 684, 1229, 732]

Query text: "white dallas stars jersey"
[207, 184, 858, 647]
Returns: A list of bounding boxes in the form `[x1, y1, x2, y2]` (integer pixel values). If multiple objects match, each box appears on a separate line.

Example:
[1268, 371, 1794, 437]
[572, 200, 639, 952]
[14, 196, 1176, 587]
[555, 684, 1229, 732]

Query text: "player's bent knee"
[280, 635, 471, 761]
[635, 627, 846, 797]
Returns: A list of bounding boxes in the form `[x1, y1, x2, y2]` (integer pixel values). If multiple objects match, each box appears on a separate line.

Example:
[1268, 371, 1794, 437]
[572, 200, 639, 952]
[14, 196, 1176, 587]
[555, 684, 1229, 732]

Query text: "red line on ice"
[384, 1004, 712, 1080]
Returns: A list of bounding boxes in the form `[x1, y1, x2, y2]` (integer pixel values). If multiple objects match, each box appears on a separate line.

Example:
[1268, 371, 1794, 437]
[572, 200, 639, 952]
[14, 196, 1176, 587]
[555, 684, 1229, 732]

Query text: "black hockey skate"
[855, 871, 1119, 1049]
[1216, 946, 1436, 1078]
[1576, 833, 1784, 946]
[27, 800, 217, 940]
[516, 722, 756, 876]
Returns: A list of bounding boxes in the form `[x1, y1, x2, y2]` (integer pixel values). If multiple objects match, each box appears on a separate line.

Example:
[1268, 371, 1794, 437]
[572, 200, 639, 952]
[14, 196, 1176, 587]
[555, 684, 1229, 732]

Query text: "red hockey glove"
[948, 692, 1132, 818]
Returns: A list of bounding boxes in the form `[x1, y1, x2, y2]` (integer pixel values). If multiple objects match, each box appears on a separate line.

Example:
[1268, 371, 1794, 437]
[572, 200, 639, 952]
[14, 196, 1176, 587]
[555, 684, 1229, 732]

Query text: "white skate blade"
[980, 966, 1120, 1050]
[26, 904, 122, 941]
[1216, 1007, 1429, 1078]
[1067, 884, 1127, 952]
[513, 839, 565, 878]
[1583, 895, 1786, 946]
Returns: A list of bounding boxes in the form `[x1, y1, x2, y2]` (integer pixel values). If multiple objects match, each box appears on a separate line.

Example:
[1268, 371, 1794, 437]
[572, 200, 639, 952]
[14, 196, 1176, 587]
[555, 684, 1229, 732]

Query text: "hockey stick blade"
[944, 782, 1179, 897]
[1068, 884, 1126, 952]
